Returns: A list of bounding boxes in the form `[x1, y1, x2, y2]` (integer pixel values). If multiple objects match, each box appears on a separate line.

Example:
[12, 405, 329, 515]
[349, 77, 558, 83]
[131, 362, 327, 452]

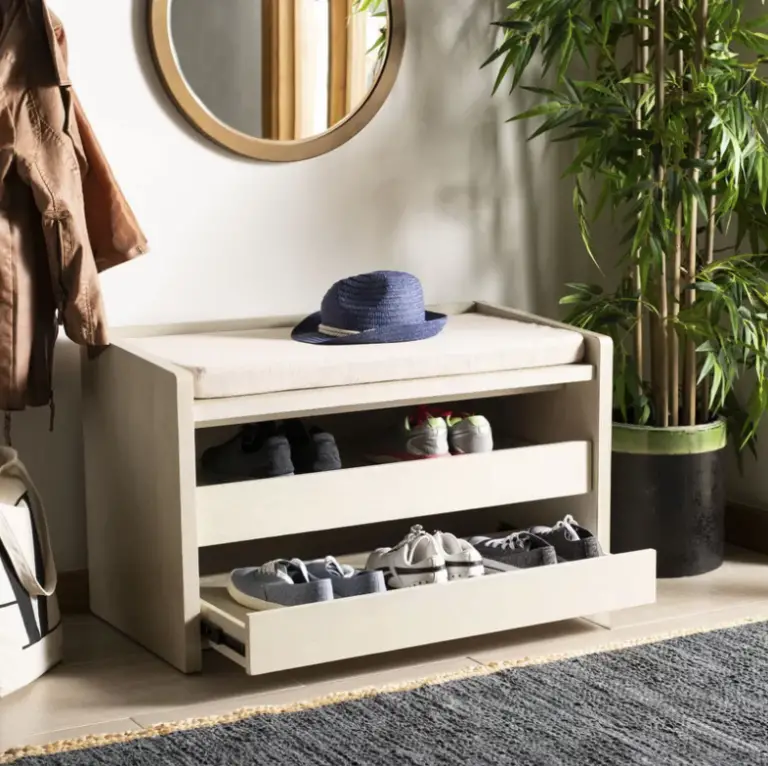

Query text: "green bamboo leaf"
[698, 354, 716, 385]
[507, 102, 566, 122]
[564, 282, 604, 295]
[482, 35, 519, 73]
[762, 155, 768, 209]
[509, 35, 540, 92]
[528, 107, 581, 140]
[710, 364, 724, 409]
[491, 21, 534, 31]
[559, 294, 587, 305]
[520, 86, 560, 97]
[680, 158, 716, 170]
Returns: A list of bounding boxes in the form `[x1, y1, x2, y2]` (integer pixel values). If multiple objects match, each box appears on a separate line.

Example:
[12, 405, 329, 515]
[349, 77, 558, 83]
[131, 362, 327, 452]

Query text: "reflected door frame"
[262, 0, 370, 141]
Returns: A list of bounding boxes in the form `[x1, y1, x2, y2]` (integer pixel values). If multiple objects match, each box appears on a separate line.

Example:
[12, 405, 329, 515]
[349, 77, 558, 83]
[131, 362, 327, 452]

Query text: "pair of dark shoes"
[469, 515, 604, 572]
[201, 420, 341, 480]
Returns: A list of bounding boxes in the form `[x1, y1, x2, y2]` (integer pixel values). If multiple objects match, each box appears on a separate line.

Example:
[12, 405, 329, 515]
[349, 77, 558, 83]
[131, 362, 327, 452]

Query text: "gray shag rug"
[5, 620, 768, 766]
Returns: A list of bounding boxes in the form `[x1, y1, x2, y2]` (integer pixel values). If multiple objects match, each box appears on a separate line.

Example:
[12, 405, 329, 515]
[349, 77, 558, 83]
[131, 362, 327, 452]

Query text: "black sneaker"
[283, 420, 342, 474]
[467, 531, 557, 572]
[528, 515, 604, 561]
[201, 423, 294, 480]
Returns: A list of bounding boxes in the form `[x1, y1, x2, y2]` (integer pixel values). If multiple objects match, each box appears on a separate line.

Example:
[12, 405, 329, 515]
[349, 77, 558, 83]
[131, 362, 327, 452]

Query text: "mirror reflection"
[169, 0, 389, 142]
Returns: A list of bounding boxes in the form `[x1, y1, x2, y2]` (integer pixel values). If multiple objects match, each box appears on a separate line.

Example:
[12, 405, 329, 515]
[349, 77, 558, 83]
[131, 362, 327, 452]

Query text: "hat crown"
[320, 271, 426, 332]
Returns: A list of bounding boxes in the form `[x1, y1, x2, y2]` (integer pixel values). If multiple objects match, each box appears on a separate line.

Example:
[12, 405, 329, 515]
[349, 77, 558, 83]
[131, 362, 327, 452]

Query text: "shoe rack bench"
[81, 302, 656, 676]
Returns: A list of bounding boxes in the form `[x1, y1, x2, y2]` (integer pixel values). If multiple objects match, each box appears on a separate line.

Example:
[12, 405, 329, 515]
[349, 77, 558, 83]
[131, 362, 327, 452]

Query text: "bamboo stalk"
[701, 178, 717, 420]
[683, 0, 708, 426]
[671, 207, 683, 425]
[669, 0, 684, 426]
[633, 0, 649, 395]
[700, 20, 719, 424]
[654, 0, 669, 427]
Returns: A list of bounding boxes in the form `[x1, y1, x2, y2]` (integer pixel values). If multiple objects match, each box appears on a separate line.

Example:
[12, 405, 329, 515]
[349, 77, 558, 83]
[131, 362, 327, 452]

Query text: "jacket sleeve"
[14, 88, 109, 348]
[51, 16, 148, 272]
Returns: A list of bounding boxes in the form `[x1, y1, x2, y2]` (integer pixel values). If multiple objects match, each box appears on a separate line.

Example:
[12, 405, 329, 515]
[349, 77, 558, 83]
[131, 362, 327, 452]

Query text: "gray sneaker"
[528, 515, 604, 561]
[227, 559, 332, 610]
[305, 556, 386, 598]
[467, 531, 557, 572]
[283, 420, 342, 474]
[202, 423, 294, 480]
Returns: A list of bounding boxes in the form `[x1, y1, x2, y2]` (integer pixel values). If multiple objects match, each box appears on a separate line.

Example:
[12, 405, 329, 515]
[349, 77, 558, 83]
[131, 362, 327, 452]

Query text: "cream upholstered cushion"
[129, 313, 585, 400]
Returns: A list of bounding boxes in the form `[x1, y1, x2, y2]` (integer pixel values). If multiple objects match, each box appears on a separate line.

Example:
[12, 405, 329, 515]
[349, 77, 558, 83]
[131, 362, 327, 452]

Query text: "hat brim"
[291, 311, 447, 345]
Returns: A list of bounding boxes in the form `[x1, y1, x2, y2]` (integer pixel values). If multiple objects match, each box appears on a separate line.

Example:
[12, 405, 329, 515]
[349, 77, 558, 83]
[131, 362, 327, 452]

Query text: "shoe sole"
[480, 557, 558, 572]
[379, 566, 449, 588]
[446, 562, 485, 580]
[226, 581, 286, 611]
[225, 581, 331, 611]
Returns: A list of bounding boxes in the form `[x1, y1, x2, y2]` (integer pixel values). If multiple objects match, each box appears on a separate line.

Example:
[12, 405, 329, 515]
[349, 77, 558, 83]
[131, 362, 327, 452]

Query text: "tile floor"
[2, 546, 768, 753]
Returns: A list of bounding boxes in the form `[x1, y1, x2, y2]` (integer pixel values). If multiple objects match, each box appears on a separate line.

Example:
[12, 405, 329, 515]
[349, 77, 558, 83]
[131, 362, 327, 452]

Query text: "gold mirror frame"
[148, 0, 405, 162]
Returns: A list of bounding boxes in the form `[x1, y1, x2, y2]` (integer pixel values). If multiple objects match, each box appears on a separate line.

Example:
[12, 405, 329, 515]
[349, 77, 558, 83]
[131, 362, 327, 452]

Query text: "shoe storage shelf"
[82, 302, 657, 676]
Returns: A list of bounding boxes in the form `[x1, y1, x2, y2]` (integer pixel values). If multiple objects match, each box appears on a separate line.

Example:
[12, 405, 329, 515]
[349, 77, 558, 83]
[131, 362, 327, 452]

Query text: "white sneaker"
[366, 525, 448, 588]
[432, 531, 484, 580]
[367, 413, 449, 463]
[447, 414, 493, 454]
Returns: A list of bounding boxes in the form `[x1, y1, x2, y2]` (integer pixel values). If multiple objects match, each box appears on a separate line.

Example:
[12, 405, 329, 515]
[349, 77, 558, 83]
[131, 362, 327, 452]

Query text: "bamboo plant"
[354, 0, 388, 65]
[486, 0, 768, 449]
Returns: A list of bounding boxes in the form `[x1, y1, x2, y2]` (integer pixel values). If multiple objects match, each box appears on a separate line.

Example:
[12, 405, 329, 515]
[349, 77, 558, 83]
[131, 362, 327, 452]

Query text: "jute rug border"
[3, 613, 767, 764]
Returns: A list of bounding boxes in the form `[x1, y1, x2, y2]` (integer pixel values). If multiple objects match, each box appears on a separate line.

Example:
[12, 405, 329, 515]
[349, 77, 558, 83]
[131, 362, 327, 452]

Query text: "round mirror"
[149, 0, 405, 161]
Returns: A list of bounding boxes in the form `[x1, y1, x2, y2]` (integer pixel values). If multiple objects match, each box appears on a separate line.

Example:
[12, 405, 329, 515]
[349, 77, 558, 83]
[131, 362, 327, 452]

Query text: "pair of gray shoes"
[469, 515, 604, 572]
[203, 421, 341, 481]
[228, 557, 386, 610]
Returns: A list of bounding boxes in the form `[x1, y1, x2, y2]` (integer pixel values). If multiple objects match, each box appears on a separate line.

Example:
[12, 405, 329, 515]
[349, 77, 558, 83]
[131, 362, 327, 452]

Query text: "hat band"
[318, 323, 362, 338]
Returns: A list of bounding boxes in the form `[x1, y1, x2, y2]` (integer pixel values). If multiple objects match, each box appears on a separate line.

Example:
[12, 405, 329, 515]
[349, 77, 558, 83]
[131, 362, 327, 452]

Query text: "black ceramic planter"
[611, 420, 726, 578]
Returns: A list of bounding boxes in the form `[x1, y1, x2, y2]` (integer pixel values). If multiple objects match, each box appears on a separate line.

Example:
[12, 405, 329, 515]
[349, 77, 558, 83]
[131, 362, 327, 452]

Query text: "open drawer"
[196, 440, 591, 547]
[200, 550, 656, 676]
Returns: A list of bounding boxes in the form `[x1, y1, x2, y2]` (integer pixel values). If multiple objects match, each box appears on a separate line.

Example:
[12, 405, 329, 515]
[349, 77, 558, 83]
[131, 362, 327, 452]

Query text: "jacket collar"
[41, 1, 70, 86]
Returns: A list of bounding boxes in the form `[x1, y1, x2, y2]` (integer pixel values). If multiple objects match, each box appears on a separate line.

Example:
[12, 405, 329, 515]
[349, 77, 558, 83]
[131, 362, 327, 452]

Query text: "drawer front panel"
[196, 441, 591, 547]
[200, 549, 657, 676]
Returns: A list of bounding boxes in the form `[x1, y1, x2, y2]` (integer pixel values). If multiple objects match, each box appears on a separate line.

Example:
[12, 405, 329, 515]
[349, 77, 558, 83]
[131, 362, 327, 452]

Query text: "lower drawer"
[200, 550, 657, 676]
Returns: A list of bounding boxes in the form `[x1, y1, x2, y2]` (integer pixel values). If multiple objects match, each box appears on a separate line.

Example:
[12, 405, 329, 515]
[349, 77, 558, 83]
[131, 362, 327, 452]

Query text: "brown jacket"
[0, 0, 147, 411]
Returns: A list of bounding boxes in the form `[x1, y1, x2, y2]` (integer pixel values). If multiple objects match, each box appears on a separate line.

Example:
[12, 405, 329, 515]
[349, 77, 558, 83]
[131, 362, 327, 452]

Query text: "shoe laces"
[391, 524, 432, 553]
[407, 406, 452, 429]
[552, 515, 580, 541]
[259, 558, 309, 583]
[485, 532, 528, 551]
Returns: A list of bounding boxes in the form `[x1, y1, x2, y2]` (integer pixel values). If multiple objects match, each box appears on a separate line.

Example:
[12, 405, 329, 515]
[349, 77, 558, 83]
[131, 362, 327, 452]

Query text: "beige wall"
[24, 0, 592, 572]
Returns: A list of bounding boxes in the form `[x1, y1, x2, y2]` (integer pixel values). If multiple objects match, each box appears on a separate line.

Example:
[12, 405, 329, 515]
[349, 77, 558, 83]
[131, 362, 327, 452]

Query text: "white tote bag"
[0, 447, 61, 697]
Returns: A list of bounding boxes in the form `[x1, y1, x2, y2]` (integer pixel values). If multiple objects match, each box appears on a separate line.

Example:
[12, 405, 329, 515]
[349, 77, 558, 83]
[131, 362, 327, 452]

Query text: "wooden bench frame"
[81, 303, 656, 675]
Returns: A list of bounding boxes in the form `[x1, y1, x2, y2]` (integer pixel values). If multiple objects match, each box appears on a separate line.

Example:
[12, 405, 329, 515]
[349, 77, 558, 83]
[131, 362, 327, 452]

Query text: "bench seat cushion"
[129, 313, 586, 400]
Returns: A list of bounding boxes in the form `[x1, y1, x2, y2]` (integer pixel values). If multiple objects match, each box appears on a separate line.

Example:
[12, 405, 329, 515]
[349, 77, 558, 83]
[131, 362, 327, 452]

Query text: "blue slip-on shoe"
[227, 559, 332, 611]
[305, 556, 386, 598]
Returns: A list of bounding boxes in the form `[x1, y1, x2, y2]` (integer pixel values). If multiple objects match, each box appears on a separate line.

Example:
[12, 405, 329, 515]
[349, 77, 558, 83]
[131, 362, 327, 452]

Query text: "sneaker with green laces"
[447, 414, 493, 454]
[367, 409, 449, 463]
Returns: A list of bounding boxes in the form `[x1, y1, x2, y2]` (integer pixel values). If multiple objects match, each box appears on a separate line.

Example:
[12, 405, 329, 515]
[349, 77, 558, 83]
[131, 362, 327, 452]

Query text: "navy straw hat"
[292, 271, 446, 345]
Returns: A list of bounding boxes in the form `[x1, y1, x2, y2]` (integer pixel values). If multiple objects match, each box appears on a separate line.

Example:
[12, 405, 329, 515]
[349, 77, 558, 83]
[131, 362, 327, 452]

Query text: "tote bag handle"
[0, 448, 57, 597]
